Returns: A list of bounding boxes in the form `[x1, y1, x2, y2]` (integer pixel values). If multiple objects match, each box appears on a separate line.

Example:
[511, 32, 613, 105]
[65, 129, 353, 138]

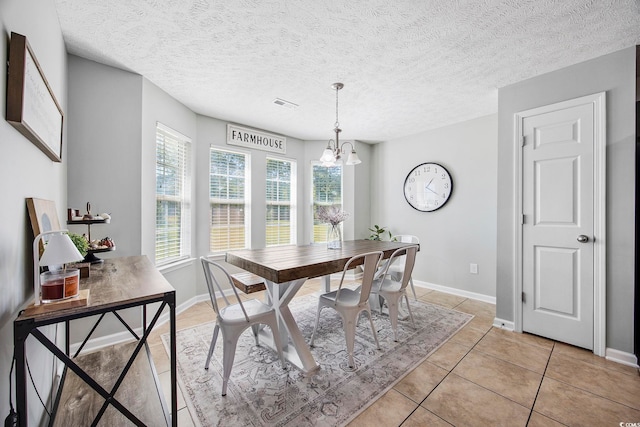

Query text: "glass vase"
[327, 224, 342, 249]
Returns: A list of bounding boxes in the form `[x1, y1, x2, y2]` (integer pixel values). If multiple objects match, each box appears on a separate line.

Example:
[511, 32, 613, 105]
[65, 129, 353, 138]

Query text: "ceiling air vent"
[273, 98, 298, 110]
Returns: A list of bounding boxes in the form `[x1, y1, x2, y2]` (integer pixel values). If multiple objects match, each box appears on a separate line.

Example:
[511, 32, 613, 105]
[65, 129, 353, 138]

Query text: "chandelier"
[319, 83, 361, 166]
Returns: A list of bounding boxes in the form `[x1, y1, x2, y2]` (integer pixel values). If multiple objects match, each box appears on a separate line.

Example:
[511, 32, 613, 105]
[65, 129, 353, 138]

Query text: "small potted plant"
[368, 225, 393, 241]
[67, 233, 90, 277]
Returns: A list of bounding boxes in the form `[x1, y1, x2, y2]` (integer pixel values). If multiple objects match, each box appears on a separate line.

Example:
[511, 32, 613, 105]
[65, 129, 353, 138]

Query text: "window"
[155, 123, 191, 265]
[311, 163, 342, 242]
[266, 158, 296, 246]
[209, 148, 249, 252]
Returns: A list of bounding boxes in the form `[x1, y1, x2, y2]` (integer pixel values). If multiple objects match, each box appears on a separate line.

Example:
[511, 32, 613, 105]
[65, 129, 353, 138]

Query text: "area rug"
[162, 293, 473, 427]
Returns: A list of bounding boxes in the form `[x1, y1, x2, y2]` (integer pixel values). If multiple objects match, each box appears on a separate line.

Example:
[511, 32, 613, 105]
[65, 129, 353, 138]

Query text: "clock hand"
[426, 178, 434, 189]
[425, 186, 439, 195]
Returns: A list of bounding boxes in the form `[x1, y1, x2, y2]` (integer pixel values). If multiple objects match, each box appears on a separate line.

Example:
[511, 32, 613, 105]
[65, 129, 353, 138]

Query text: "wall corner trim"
[493, 318, 515, 331]
[605, 348, 639, 368]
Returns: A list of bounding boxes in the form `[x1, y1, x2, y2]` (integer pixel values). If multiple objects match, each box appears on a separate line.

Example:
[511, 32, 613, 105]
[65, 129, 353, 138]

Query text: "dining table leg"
[322, 275, 331, 293]
[263, 278, 320, 374]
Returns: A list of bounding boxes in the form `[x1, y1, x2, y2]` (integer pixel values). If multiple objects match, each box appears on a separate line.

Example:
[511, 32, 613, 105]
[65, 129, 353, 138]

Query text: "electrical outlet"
[470, 263, 478, 274]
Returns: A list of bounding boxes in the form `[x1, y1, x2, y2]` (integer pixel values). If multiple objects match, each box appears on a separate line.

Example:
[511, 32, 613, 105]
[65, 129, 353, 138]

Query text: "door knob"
[577, 235, 589, 243]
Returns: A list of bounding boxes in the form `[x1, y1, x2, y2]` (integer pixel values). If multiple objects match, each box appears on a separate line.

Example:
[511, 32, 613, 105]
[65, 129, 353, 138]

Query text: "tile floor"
[148, 279, 640, 426]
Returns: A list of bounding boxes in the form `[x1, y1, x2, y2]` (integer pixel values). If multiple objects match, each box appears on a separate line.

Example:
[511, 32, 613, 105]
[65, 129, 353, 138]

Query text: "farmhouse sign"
[227, 124, 286, 154]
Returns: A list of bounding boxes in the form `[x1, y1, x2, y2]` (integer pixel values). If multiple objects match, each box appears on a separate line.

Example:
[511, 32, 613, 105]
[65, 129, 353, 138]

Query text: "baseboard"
[605, 348, 639, 368]
[492, 318, 515, 331]
[414, 280, 496, 305]
[69, 294, 208, 355]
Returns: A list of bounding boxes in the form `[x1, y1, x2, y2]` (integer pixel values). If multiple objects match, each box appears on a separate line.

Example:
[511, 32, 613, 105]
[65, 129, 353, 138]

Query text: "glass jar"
[327, 224, 342, 249]
[40, 268, 80, 302]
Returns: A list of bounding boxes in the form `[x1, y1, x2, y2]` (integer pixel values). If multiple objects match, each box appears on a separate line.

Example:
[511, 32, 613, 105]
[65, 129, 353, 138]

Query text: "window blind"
[155, 123, 191, 265]
[311, 163, 342, 243]
[210, 148, 247, 252]
[266, 158, 294, 246]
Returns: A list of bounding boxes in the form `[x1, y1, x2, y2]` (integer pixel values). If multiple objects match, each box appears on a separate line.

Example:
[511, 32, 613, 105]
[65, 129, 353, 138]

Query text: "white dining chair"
[200, 257, 286, 396]
[370, 245, 419, 341]
[382, 234, 419, 300]
[309, 251, 384, 368]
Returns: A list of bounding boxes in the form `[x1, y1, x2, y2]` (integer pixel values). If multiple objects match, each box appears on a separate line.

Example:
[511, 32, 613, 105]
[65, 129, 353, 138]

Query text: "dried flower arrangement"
[317, 205, 349, 225]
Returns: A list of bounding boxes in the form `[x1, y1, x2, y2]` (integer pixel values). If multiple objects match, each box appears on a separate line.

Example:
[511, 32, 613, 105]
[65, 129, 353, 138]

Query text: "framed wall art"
[27, 198, 62, 256]
[6, 32, 64, 162]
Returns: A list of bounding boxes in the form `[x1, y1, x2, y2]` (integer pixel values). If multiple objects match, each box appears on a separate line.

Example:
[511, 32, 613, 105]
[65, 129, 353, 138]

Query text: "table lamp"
[33, 230, 84, 306]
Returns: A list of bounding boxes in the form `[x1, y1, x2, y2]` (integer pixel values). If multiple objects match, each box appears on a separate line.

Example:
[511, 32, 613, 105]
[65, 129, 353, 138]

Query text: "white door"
[521, 96, 602, 350]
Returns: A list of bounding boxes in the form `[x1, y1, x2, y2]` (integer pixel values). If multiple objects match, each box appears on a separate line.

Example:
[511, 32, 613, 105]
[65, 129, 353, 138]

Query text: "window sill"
[157, 257, 196, 274]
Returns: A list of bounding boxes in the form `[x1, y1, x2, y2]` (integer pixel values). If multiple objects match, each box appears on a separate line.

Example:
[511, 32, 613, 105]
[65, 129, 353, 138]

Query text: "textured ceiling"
[53, 0, 640, 142]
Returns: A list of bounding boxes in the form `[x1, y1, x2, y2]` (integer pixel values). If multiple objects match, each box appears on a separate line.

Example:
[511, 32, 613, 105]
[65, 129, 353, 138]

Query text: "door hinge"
[522, 292, 526, 303]
[522, 214, 525, 225]
[520, 136, 526, 147]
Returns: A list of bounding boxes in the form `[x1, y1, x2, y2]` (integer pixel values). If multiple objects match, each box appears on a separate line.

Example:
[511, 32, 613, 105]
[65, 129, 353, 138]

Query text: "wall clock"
[403, 162, 453, 212]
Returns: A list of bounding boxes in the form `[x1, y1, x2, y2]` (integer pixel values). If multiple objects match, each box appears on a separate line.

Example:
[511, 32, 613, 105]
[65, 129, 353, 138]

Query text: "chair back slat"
[375, 245, 419, 290]
[335, 251, 383, 304]
[396, 234, 419, 244]
[397, 245, 418, 290]
[200, 257, 251, 322]
[358, 251, 384, 304]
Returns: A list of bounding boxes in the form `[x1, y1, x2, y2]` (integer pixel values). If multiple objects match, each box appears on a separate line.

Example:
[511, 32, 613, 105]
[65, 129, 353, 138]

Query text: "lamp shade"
[320, 147, 335, 163]
[39, 232, 84, 267]
[345, 150, 361, 165]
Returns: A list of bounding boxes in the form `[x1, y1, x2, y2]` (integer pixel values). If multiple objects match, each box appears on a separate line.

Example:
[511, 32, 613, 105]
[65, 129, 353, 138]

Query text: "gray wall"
[497, 47, 636, 353]
[0, 0, 68, 422]
[67, 55, 143, 257]
[371, 115, 498, 299]
[66, 55, 147, 343]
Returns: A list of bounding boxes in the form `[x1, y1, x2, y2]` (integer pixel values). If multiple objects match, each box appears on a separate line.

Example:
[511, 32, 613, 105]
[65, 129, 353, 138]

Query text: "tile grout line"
[524, 341, 556, 426]
[405, 294, 547, 426]
[541, 351, 640, 414]
[399, 299, 494, 426]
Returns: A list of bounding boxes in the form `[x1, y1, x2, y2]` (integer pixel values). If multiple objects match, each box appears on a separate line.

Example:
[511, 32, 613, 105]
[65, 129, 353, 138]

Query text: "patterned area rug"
[162, 292, 472, 427]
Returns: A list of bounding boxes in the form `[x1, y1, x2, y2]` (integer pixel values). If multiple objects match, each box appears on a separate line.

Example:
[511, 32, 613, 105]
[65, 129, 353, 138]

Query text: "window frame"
[266, 156, 297, 247]
[154, 122, 192, 267]
[310, 161, 343, 243]
[208, 146, 251, 254]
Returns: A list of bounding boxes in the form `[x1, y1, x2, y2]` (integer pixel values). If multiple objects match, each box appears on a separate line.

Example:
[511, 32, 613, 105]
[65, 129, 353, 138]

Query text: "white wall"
[497, 47, 636, 354]
[0, 0, 68, 422]
[371, 115, 498, 298]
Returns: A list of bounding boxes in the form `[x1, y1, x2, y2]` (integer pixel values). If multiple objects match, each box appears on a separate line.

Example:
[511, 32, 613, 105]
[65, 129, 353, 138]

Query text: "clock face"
[403, 163, 453, 212]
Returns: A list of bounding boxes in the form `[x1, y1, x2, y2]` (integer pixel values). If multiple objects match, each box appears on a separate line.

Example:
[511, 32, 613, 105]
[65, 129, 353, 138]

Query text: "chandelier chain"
[334, 85, 340, 129]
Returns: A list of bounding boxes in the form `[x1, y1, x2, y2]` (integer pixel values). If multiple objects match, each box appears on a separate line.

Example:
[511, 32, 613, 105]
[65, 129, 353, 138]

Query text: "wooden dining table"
[225, 239, 418, 373]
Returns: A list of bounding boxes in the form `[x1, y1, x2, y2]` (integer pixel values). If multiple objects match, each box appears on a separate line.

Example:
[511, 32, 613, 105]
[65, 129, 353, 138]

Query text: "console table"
[13, 256, 177, 426]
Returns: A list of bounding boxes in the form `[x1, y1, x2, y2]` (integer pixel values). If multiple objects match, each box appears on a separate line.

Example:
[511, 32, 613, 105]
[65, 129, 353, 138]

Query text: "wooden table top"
[16, 255, 175, 323]
[226, 239, 418, 284]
